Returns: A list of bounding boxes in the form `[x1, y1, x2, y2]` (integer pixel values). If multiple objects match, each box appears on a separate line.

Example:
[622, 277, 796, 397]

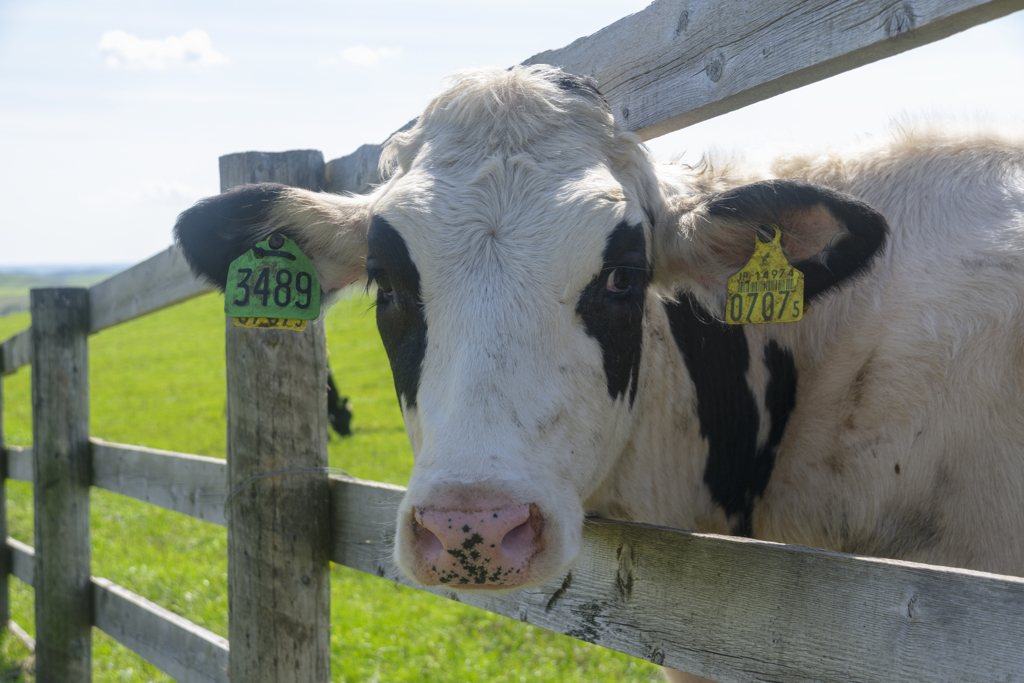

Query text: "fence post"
[30, 288, 91, 681]
[222, 151, 331, 683]
[0, 358, 8, 633]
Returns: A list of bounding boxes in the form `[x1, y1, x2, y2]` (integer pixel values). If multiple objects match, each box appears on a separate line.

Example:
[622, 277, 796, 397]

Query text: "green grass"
[0, 293, 661, 682]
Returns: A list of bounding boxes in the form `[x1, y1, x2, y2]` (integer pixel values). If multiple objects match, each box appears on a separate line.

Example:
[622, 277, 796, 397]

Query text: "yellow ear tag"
[725, 224, 805, 325]
[232, 317, 307, 331]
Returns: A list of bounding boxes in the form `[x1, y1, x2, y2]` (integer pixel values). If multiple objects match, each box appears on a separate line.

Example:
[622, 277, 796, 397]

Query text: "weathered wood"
[30, 288, 91, 682]
[320, 0, 1022, 173]
[223, 155, 331, 683]
[89, 245, 212, 333]
[5, 446, 32, 483]
[0, 378, 7, 630]
[219, 150, 325, 193]
[91, 439, 227, 527]
[93, 576, 230, 683]
[6, 537, 228, 682]
[8, 537, 33, 587]
[329, 475, 1024, 683]
[6, 442, 226, 523]
[324, 144, 383, 195]
[0, 329, 31, 376]
[226, 320, 330, 683]
[523, 0, 1024, 140]
[328, 476, 404, 573]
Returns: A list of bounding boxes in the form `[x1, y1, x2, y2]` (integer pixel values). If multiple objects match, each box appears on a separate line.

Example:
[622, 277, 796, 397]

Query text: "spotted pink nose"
[413, 505, 543, 587]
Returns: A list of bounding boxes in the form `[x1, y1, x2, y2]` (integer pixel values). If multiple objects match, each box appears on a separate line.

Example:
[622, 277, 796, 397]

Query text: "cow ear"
[174, 183, 373, 295]
[652, 179, 888, 310]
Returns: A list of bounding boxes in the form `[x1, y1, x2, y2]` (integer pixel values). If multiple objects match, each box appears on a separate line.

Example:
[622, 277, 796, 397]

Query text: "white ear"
[653, 179, 888, 309]
[174, 183, 374, 295]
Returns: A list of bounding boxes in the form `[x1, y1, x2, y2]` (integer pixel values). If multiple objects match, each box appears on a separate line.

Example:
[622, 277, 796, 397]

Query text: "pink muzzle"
[411, 504, 544, 587]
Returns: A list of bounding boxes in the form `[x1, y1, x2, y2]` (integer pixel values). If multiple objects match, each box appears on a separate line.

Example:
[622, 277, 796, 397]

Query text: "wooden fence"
[3, 0, 1024, 681]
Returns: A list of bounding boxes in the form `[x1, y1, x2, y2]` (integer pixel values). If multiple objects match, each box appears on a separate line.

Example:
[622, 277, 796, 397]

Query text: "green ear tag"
[225, 234, 321, 331]
[725, 224, 805, 325]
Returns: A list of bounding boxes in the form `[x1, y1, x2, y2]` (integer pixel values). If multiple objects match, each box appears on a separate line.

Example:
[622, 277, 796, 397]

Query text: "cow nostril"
[500, 520, 535, 562]
[501, 505, 543, 563]
[413, 519, 444, 560]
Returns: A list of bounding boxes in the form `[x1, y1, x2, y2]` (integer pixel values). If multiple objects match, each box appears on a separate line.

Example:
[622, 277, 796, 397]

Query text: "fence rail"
[2, 0, 1024, 680]
[8, 435, 1024, 680]
[88, 245, 211, 334]
[523, 0, 1024, 139]
[0, 329, 30, 376]
[6, 538, 229, 683]
[7, 442, 225, 525]
[91, 440, 227, 527]
[0, 245, 208, 379]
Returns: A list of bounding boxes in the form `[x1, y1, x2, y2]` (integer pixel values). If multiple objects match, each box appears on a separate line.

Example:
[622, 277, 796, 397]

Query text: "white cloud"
[99, 29, 228, 70]
[340, 45, 402, 67]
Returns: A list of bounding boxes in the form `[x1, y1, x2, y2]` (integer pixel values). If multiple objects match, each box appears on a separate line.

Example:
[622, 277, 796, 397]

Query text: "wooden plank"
[0, 378, 7, 627]
[93, 576, 229, 683]
[31, 288, 92, 682]
[0, 329, 31, 376]
[5, 539, 228, 682]
[88, 245, 212, 333]
[321, 0, 1021, 178]
[329, 475, 1024, 683]
[328, 476, 404, 574]
[6, 442, 226, 523]
[8, 537, 34, 587]
[528, 0, 1024, 140]
[6, 447, 33, 483]
[91, 439, 226, 527]
[219, 150, 325, 192]
[324, 143, 383, 195]
[222, 152, 331, 683]
[226, 319, 331, 682]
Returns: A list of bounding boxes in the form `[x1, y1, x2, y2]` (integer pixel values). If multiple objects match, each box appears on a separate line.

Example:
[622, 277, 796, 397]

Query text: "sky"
[1, 0, 1022, 268]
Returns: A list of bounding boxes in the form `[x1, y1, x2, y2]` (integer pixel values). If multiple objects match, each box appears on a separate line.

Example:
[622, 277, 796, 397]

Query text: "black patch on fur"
[705, 179, 888, 300]
[761, 339, 797, 489]
[576, 222, 649, 406]
[173, 183, 290, 289]
[367, 216, 426, 411]
[665, 296, 797, 536]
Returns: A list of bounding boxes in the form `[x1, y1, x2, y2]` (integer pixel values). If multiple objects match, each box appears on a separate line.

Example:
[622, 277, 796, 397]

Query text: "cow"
[326, 369, 353, 437]
[174, 65, 1024, 682]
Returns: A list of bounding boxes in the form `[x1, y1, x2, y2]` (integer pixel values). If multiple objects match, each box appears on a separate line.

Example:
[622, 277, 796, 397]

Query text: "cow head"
[175, 65, 886, 590]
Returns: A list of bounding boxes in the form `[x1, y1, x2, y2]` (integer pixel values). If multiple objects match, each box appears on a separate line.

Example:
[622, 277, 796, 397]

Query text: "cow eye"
[366, 259, 394, 302]
[605, 267, 634, 297]
[375, 272, 394, 297]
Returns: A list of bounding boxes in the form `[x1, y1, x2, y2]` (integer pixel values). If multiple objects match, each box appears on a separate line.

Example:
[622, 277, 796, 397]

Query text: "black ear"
[703, 180, 888, 300]
[656, 179, 888, 303]
[174, 183, 289, 290]
[174, 183, 373, 294]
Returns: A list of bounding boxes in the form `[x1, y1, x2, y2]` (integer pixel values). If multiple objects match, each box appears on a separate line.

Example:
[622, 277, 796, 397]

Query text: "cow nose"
[413, 505, 542, 587]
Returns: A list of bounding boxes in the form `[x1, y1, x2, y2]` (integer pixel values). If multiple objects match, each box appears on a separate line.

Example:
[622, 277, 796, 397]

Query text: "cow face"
[369, 138, 657, 588]
[175, 65, 886, 591]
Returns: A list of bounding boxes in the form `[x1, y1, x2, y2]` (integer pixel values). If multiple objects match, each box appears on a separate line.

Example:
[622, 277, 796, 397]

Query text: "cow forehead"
[372, 160, 648, 299]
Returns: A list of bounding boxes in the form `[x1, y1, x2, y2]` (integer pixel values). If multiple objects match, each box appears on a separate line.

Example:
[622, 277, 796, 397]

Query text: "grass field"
[0, 270, 122, 317]
[0, 291, 662, 682]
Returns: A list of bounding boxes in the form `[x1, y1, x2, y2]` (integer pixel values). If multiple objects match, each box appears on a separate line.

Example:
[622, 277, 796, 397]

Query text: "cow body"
[608, 132, 1024, 576]
[174, 66, 1024, 680]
